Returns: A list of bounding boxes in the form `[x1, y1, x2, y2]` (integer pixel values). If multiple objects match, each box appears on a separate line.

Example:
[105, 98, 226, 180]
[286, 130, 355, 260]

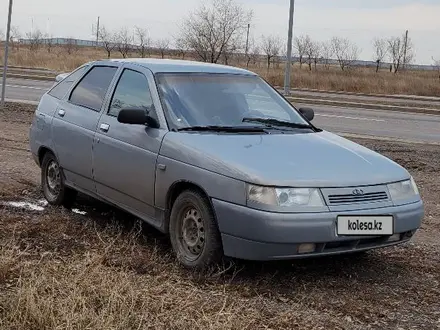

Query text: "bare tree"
[387, 36, 404, 73]
[372, 38, 387, 73]
[433, 57, 440, 82]
[312, 42, 321, 71]
[156, 38, 170, 59]
[244, 37, 257, 68]
[99, 26, 116, 58]
[116, 27, 133, 58]
[26, 28, 43, 51]
[44, 34, 54, 53]
[320, 41, 333, 70]
[174, 37, 188, 60]
[387, 32, 415, 74]
[135, 26, 150, 58]
[222, 41, 240, 65]
[261, 35, 282, 69]
[10, 26, 21, 50]
[294, 35, 309, 68]
[330, 37, 360, 71]
[179, 0, 253, 63]
[304, 36, 321, 71]
[65, 37, 79, 55]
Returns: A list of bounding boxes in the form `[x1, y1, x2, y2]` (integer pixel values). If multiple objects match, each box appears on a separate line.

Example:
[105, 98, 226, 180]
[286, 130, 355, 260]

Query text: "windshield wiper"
[177, 125, 267, 133]
[242, 117, 313, 129]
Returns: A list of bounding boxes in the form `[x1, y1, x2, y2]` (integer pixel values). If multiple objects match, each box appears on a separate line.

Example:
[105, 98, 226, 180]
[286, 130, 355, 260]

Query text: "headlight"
[388, 177, 419, 203]
[247, 184, 325, 207]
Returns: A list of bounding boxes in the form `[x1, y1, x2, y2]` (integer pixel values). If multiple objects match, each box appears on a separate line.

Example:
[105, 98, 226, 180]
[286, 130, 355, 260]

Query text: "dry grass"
[0, 102, 440, 329]
[2, 45, 440, 96]
[261, 66, 440, 97]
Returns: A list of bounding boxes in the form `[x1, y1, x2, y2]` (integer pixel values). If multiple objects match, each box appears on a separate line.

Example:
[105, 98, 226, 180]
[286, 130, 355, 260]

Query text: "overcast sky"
[2, 0, 440, 64]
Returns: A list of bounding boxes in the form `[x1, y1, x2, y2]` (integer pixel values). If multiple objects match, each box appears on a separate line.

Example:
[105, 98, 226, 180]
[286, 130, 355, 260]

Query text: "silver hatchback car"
[29, 58, 424, 269]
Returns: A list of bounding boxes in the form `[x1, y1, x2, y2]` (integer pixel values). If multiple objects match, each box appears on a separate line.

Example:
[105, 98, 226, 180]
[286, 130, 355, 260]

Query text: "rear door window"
[69, 66, 118, 111]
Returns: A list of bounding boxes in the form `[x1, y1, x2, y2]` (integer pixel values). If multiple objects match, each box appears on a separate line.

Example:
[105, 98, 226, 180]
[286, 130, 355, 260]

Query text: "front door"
[51, 65, 119, 193]
[92, 66, 167, 221]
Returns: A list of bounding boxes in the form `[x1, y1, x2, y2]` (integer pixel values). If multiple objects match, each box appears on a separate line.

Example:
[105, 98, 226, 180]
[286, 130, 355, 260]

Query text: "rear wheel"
[41, 152, 77, 209]
[169, 189, 223, 270]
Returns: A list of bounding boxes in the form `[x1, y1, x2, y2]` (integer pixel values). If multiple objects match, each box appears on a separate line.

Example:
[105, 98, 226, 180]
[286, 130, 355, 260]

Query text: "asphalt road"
[292, 90, 440, 108]
[2, 78, 54, 102]
[2, 78, 440, 144]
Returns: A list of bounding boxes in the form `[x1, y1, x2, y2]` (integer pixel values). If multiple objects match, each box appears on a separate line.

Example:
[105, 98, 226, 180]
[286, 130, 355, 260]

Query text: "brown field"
[2, 45, 440, 97]
[0, 102, 440, 329]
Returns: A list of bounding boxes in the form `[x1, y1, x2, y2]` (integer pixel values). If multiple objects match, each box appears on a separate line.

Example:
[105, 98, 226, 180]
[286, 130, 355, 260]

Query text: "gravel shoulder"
[0, 103, 439, 330]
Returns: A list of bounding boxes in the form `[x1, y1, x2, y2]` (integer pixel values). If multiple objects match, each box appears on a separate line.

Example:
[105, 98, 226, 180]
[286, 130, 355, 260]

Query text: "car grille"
[327, 191, 389, 205]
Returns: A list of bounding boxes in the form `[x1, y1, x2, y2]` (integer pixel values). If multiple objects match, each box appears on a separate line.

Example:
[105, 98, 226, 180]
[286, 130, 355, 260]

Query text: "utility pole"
[284, 0, 295, 96]
[245, 23, 251, 68]
[245, 24, 250, 56]
[1, 0, 14, 107]
[402, 29, 408, 71]
[96, 16, 100, 47]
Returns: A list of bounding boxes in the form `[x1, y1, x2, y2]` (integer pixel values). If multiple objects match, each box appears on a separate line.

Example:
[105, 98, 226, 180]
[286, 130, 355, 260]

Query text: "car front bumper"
[212, 199, 424, 261]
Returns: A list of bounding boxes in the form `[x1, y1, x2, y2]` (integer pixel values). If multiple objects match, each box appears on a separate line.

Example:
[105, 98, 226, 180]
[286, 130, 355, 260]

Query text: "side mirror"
[117, 108, 159, 128]
[299, 107, 315, 121]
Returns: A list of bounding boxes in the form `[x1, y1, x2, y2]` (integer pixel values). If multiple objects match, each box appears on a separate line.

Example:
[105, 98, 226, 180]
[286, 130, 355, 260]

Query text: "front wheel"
[41, 152, 77, 209]
[169, 189, 223, 270]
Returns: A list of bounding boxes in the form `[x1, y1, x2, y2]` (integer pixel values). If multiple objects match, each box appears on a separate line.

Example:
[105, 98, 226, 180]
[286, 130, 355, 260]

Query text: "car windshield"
[155, 73, 310, 130]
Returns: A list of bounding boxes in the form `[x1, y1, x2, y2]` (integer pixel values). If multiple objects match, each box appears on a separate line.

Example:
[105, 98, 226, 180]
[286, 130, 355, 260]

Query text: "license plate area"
[337, 215, 394, 236]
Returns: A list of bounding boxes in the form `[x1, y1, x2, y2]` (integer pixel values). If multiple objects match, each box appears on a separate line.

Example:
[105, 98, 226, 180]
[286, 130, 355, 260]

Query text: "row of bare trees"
[1, 0, 437, 74]
[373, 32, 415, 73]
[97, 25, 171, 59]
[0, 26, 80, 55]
[293, 35, 360, 71]
[173, 0, 362, 71]
[258, 34, 360, 71]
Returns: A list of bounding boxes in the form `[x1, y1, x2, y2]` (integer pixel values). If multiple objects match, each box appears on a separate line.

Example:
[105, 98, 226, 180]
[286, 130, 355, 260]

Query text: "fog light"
[298, 243, 316, 254]
[387, 234, 401, 242]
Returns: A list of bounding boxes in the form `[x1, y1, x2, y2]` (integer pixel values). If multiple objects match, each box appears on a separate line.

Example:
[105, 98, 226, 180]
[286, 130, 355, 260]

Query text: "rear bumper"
[212, 199, 424, 261]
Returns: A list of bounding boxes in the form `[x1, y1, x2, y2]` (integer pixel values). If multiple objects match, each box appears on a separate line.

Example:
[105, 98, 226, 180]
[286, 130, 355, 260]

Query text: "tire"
[41, 152, 77, 209]
[169, 189, 223, 270]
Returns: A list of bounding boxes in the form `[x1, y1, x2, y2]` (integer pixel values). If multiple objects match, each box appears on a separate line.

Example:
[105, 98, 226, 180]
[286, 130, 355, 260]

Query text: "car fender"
[154, 155, 247, 211]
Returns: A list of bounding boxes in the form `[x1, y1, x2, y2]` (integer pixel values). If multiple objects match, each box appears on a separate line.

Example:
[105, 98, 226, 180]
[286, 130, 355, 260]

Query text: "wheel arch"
[163, 180, 216, 233]
[38, 146, 56, 166]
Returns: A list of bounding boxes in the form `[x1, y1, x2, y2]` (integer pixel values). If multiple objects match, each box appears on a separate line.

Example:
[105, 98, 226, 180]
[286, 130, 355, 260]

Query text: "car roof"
[93, 58, 258, 75]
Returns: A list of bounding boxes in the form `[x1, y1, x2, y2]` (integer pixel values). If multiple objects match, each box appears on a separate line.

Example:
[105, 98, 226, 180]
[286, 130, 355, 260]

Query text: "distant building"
[18, 37, 102, 47]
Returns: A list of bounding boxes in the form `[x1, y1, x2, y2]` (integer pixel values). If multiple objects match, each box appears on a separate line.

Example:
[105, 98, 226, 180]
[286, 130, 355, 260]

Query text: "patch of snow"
[37, 199, 49, 206]
[72, 208, 87, 215]
[6, 201, 45, 211]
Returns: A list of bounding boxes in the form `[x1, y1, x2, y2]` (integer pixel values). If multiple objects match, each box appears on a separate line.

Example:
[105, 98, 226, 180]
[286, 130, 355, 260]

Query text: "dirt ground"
[0, 102, 439, 329]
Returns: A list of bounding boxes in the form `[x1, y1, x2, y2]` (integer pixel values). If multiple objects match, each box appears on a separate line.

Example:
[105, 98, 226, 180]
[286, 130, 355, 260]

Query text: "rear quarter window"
[48, 65, 89, 100]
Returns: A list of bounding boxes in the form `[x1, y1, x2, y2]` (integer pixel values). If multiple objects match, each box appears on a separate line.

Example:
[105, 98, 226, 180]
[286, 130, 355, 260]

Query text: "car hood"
[160, 130, 410, 187]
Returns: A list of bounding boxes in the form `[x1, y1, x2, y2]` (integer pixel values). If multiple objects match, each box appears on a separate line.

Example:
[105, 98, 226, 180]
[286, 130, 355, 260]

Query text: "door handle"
[58, 109, 66, 117]
[99, 123, 110, 132]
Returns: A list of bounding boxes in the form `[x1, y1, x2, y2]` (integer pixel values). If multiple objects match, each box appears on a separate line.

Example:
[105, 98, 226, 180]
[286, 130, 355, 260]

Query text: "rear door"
[51, 64, 119, 193]
[92, 64, 168, 221]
